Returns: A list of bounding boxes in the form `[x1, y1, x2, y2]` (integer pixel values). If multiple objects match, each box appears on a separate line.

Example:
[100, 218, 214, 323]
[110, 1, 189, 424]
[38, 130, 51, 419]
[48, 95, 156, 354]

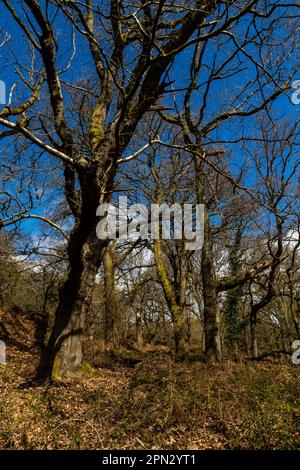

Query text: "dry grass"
[0, 344, 299, 450]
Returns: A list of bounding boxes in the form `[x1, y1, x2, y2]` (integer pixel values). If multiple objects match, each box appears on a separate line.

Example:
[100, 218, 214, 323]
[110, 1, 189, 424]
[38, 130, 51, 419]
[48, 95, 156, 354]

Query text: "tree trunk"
[103, 241, 116, 345]
[201, 206, 222, 363]
[35, 283, 51, 349]
[292, 295, 300, 337]
[225, 226, 243, 352]
[136, 312, 144, 351]
[245, 329, 251, 356]
[172, 310, 187, 361]
[250, 314, 258, 359]
[153, 239, 187, 361]
[194, 152, 222, 363]
[38, 219, 106, 379]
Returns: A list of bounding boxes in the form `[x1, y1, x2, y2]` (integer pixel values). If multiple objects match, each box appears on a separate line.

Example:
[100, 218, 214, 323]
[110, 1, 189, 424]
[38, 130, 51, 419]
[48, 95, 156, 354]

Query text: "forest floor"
[0, 307, 299, 450]
[0, 342, 299, 450]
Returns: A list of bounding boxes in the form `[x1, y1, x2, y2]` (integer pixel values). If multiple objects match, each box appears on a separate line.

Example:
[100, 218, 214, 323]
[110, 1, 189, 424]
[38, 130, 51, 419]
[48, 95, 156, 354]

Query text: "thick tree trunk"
[38, 221, 106, 379]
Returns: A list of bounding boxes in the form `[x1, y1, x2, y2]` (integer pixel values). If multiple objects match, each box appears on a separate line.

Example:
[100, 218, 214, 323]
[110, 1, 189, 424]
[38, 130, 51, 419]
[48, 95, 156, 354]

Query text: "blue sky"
[0, 1, 300, 244]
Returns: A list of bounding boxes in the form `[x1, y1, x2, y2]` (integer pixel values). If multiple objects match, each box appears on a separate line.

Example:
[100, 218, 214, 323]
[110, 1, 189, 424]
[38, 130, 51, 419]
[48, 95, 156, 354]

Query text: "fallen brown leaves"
[0, 345, 299, 450]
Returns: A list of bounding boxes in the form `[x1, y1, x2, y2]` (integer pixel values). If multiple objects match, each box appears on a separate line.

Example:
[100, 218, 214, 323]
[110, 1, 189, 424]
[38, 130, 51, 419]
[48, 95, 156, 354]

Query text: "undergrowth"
[0, 349, 299, 449]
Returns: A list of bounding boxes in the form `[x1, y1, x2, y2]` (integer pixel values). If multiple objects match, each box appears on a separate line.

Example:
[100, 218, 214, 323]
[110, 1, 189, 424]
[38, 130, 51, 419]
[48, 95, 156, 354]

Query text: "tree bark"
[194, 152, 222, 363]
[153, 239, 187, 361]
[38, 181, 107, 379]
[136, 312, 144, 351]
[201, 206, 222, 363]
[250, 315, 258, 359]
[103, 241, 116, 345]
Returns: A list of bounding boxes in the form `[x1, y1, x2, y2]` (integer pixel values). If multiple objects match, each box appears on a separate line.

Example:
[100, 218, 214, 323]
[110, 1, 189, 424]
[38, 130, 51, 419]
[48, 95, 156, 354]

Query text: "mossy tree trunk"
[225, 226, 243, 353]
[153, 238, 188, 361]
[103, 241, 117, 345]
